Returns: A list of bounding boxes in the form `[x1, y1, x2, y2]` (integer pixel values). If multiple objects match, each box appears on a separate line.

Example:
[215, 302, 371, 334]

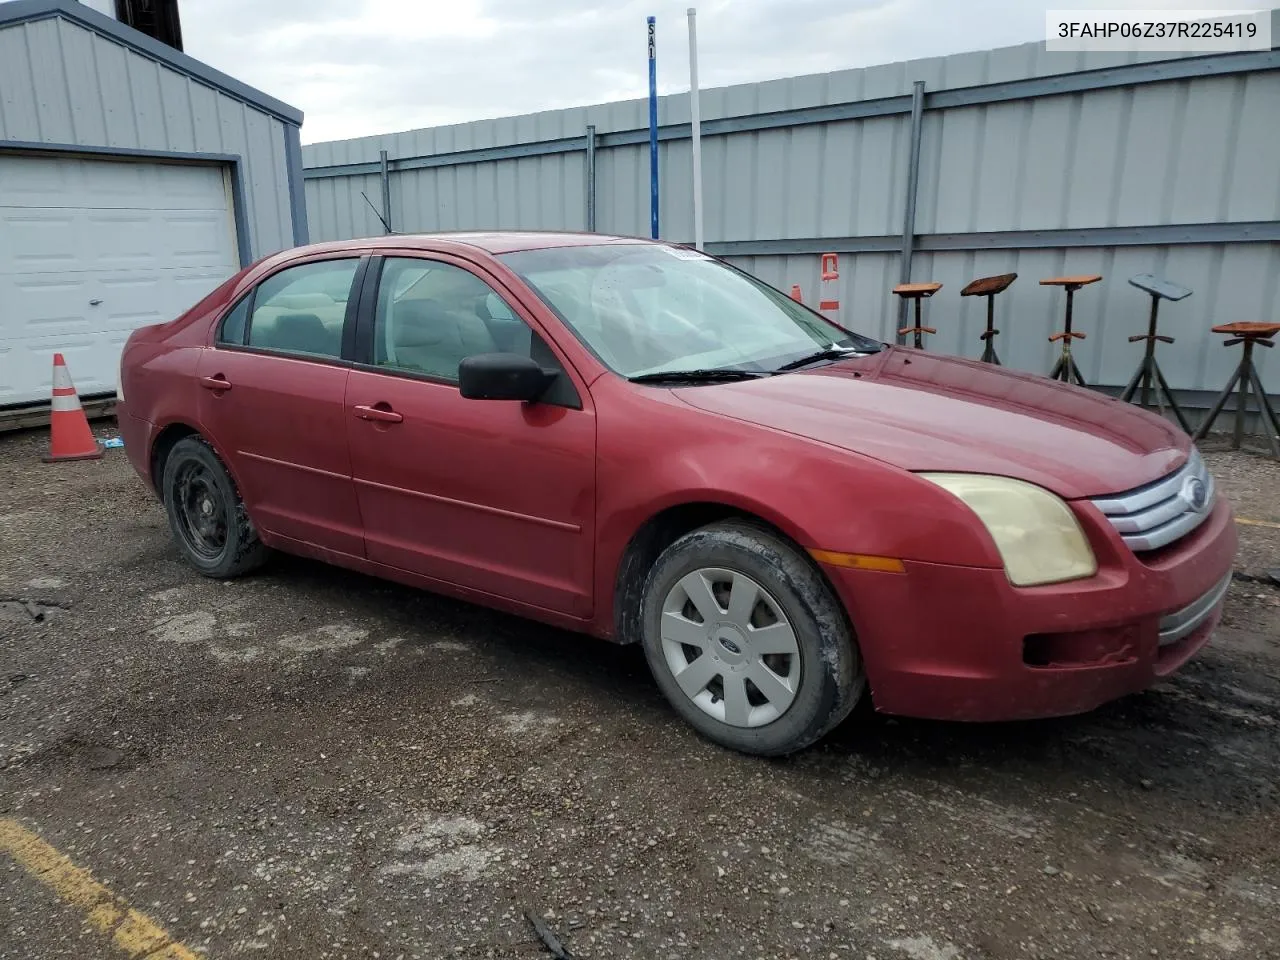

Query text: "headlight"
[918, 473, 1097, 587]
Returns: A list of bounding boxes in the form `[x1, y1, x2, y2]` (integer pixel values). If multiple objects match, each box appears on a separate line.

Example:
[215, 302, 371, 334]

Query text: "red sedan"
[117, 232, 1237, 755]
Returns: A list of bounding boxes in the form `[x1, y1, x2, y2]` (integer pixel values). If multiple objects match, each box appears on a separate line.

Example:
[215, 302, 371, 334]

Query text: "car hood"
[673, 347, 1188, 499]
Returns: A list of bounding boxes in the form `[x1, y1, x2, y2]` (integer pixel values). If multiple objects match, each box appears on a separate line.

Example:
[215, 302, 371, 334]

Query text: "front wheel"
[640, 521, 865, 756]
[161, 436, 268, 579]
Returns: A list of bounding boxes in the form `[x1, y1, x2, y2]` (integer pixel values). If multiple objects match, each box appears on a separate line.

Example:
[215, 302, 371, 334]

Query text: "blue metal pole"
[647, 15, 659, 239]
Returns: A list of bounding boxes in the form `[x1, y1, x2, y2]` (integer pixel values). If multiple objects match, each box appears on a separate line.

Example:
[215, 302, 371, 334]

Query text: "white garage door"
[0, 153, 240, 406]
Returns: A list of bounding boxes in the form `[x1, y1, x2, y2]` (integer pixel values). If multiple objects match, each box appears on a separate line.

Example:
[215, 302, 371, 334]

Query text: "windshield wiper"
[628, 368, 768, 384]
[774, 344, 877, 372]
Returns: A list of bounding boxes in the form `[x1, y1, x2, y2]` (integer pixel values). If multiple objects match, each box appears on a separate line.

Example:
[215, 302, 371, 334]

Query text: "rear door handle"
[199, 375, 232, 391]
[353, 403, 403, 424]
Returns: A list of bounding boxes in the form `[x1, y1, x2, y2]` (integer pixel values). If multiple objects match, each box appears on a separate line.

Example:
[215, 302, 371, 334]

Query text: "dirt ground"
[2, 424, 1279, 960]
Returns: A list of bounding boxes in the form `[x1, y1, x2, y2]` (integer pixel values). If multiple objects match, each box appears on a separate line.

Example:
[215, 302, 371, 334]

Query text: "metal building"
[303, 17, 1279, 413]
[0, 0, 308, 408]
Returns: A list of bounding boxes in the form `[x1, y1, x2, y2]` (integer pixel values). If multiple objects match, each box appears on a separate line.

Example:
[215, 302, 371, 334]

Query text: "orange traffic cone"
[790, 283, 803, 302]
[43, 353, 103, 463]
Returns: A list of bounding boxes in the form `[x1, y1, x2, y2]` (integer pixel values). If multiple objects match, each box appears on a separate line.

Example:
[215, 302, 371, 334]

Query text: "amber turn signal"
[808, 550, 906, 573]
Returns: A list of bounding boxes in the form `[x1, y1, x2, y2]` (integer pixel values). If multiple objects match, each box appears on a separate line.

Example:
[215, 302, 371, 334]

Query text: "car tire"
[161, 436, 268, 579]
[640, 520, 865, 756]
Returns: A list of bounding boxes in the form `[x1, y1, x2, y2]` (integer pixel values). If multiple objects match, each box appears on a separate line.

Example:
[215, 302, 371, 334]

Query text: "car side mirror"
[458, 352, 555, 402]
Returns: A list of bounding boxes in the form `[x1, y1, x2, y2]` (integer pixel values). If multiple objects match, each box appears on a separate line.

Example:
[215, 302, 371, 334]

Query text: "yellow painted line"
[1236, 516, 1280, 530]
[0, 818, 200, 960]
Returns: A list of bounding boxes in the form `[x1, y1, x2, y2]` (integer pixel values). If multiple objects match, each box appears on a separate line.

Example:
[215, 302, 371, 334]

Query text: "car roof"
[294, 231, 659, 257]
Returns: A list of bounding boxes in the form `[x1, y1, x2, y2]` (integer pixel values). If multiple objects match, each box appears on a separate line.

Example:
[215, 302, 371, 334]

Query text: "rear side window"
[243, 258, 360, 359]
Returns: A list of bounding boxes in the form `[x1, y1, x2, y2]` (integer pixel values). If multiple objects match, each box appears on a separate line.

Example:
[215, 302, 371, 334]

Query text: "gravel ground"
[2, 424, 1279, 960]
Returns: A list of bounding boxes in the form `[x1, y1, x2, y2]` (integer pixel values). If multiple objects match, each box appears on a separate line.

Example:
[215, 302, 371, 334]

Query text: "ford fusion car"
[116, 232, 1237, 756]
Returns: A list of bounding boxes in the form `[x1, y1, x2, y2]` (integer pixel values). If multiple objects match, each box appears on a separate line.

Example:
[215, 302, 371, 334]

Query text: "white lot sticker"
[662, 245, 714, 261]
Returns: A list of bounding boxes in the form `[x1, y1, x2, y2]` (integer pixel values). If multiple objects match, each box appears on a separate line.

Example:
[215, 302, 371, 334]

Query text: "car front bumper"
[822, 496, 1238, 722]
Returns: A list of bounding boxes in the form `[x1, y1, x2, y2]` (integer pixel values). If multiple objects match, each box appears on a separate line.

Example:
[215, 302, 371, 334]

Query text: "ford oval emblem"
[1182, 476, 1208, 512]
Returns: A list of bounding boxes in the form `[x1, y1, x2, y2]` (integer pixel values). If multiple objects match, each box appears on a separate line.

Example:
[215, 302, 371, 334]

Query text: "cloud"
[176, 0, 1223, 144]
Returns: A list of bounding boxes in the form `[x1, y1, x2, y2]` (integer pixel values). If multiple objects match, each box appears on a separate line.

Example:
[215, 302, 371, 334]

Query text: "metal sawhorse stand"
[1041, 274, 1101, 385]
[893, 282, 943, 349]
[1119, 273, 1192, 432]
[960, 273, 1017, 364]
[1191, 322, 1280, 459]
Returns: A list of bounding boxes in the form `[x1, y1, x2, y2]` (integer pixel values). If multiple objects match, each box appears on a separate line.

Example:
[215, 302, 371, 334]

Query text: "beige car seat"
[250, 292, 347, 354]
[270, 312, 340, 355]
[390, 298, 497, 379]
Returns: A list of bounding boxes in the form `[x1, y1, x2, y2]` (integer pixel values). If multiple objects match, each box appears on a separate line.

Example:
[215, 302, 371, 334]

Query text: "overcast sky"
[177, 0, 1231, 145]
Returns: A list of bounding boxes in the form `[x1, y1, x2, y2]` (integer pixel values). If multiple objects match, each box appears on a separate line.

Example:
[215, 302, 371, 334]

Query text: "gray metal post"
[585, 124, 597, 232]
[896, 80, 926, 344]
[379, 149, 392, 234]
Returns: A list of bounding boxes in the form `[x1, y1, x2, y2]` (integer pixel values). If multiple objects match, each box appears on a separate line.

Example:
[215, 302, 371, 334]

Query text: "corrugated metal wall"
[0, 16, 295, 257]
[737, 244, 1278, 399]
[304, 23, 1280, 398]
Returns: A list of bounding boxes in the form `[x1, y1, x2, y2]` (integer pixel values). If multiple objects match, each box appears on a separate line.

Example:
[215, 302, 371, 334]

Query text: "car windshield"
[498, 243, 880, 378]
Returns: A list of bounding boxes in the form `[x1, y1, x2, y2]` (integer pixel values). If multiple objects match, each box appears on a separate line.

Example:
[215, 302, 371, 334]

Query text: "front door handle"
[353, 403, 403, 424]
[199, 375, 232, 391]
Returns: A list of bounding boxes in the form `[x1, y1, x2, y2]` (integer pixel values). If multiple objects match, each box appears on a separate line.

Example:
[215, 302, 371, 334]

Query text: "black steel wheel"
[161, 436, 267, 578]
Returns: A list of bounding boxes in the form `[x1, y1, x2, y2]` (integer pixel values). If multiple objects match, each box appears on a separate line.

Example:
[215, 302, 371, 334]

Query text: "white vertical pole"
[647, 16, 659, 239]
[687, 6, 704, 251]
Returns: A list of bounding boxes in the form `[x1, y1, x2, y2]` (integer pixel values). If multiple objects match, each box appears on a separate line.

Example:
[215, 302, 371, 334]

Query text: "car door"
[344, 253, 597, 618]
[196, 254, 367, 558]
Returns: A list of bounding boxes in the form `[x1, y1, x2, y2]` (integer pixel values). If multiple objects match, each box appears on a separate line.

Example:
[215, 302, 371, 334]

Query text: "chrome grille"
[1158, 573, 1231, 647]
[1089, 447, 1215, 552]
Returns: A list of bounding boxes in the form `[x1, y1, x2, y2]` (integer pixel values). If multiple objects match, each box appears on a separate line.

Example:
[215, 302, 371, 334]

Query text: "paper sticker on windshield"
[663, 246, 714, 261]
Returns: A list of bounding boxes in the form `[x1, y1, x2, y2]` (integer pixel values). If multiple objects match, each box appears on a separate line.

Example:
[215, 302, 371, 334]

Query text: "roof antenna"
[360, 191, 392, 234]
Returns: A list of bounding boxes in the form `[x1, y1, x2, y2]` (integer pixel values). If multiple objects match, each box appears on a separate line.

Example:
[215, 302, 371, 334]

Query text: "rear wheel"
[161, 436, 267, 578]
[640, 521, 864, 756]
